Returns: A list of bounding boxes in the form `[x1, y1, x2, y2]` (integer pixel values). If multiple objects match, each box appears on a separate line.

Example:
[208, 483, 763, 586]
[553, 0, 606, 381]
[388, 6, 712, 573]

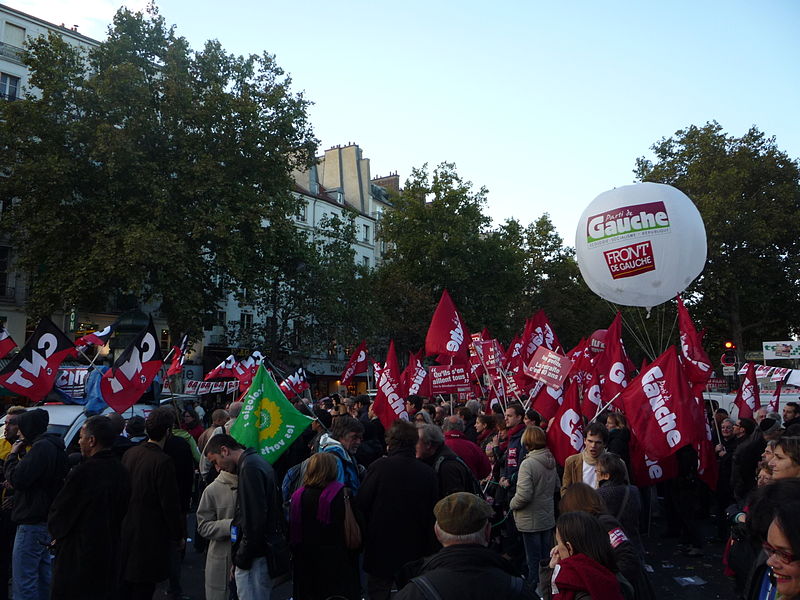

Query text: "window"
[362, 224, 370, 242]
[297, 204, 307, 222]
[241, 313, 253, 329]
[362, 255, 370, 268]
[3, 24, 25, 49]
[0, 73, 19, 101]
[216, 310, 226, 326]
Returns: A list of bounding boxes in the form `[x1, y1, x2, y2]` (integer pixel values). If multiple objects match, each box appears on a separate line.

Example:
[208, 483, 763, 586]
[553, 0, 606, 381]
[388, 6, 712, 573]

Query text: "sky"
[6, 0, 799, 242]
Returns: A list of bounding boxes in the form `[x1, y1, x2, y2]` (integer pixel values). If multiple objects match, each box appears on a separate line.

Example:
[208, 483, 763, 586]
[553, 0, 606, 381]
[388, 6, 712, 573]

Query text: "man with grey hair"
[443, 416, 491, 480]
[416, 424, 477, 499]
[394, 492, 532, 599]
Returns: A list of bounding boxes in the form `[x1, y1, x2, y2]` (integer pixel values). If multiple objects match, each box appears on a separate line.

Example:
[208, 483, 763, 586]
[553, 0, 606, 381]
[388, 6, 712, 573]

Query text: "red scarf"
[551, 554, 624, 600]
[500, 423, 525, 453]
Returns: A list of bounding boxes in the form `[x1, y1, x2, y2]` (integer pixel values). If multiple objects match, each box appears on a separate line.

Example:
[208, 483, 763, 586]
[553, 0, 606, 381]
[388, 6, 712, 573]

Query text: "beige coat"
[510, 448, 559, 532]
[196, 470, 238, 600]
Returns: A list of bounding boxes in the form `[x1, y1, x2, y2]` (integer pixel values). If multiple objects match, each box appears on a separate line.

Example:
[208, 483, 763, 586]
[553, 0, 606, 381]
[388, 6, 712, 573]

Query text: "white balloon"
[575, 183, 706, 308]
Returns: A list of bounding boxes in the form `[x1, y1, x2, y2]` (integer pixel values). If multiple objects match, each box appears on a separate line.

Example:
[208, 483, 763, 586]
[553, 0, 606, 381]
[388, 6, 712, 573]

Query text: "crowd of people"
[0, 392, 797, 600]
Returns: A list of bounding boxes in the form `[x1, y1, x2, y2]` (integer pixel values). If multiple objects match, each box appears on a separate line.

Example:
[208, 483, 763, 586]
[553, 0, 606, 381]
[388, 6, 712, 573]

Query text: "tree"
[374, 163, 527, 355]
[634, 122, 800, 357]
[0, 6, 317, 337]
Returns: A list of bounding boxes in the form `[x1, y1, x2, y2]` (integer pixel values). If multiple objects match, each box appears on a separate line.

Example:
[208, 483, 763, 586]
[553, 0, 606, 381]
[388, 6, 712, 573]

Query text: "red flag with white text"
[618, 346, 704, 460]
[373, 341, 407, 429]
[546, 380, 584, 466]
[233, 351, 264, 393]
[768, 382, 782, 413]
[521, 310, 562, 363]
[166, 334, 189, 377]
[402, 350, 430, 398]
[425, 289, 469, 365]
[279, 368, 310, 397]
[340, 341, 369, 386]
[595, 313, 630, 407]
[696, 418, 719, 491]
[0, 317, 76, 401]
[74, 320, 118, 352]
[676, 296, 712, 396]
[100, 317, 163, 413]
[629, 436, 677, 486]
[532, 381, 564, 422]
[733, 362, 761, 420]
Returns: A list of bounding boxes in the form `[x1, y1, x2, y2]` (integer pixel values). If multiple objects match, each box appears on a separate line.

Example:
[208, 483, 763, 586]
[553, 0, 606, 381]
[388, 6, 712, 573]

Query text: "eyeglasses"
[763, 542, 797, 564]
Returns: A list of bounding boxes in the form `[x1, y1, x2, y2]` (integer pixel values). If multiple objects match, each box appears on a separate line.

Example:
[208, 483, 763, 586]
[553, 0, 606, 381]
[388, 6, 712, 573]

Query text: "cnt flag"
[166, 334, 189, 377]
[230, 365, 314, 464]
[279, 368, 310, 398]
[205, 355, 237, 380]
[0, 325, 16, 359]
[75, 321, 118, 351]
[0, 317, 76, 401]
[100, 317, 163, 414]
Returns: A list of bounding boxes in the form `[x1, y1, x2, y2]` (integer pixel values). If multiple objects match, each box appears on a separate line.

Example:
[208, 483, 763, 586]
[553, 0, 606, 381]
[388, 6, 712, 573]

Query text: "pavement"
[163, 510, 735, 600]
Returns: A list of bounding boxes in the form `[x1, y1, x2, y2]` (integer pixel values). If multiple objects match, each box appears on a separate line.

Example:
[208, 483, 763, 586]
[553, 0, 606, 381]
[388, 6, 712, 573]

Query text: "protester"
[394, 492, 533, 600]
[732, 417, 762, 503]
[715, 418, 739, 521]
[561, 421, 608, 494]
[416, 423, 477, 498]
[204, 434, 281, 600]
[769, 435, 800, 480]
[560, 483, 652, 600]
[197, 409, 229, 452]
[443, 416, 491, 480]
[783, 403, 800, 430]
[196, 459, 238, 600]
[539, 511, 629, 600]
[414, 411, 433, 424]
[457, 405, 478, 443]
[475, 414, 497, 451]
[523, 409, 542, 428]
[359, 420, 439, 600]
[765, 502, 800, 600]
[125, 416, 147, 445]
[595, 452, 644, 553]
[319, 415, 364, 494]
[509, 425, 559, 594]
[107, 412, 134, 458]
[756, 461, 774, 487]
[48, 415, 131, 600]
[0, 406, 26, 600]
[290, 452, 361, 600]
[405, 394, 424, 418]
[605, 412, 631, 469]
[120, 406, 185, 600]
[5, 409, 68, 600]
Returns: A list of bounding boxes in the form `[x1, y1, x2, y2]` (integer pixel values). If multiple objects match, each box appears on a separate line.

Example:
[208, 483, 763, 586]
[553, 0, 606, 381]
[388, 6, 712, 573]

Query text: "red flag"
[596, 313, 630, 407]
[618, 346, 703, 460]
[580, 366, 603, 420]
[629, 436, 677, 486]
[0, 325, 16, 359]
[166, 334, 189, 377]
[676, 296, 712, 396]
[74, 320, 118, 351]
[340, 341, 369, 386]
[546, 381, 584, 466]
[532, 381, 564, 422]
[205, 354, 237, 380]
[768, 382, 782, 413]
[373, 341, 407, 428]
[733, 362, 761, 420]
[0, 317, 76, 401]
[425, 289, 469, 364]
[233, 351, 264, 393]
[279, 368, 310, 397]
[402, 351, 430, 398]
[522, 310, 562, 362]
[100, 317, 163, 413]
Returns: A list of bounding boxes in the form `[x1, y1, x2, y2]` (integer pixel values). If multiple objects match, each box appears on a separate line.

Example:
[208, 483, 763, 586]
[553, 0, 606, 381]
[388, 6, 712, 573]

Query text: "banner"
[523, 346, 572, 389]
[429, 364, 471, 394]
[763, 341, 800, 360]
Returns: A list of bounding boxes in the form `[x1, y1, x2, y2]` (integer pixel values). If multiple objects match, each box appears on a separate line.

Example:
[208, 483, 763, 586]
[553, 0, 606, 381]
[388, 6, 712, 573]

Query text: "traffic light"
[722, 341, 737, 366]
[724, 341, 736, 350]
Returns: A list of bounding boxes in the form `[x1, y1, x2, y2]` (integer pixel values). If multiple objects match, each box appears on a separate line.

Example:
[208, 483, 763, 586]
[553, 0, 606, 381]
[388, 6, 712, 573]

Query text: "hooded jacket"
[6, 409, 68, 524]
[319, 433, 362, 496]
[510, 447, 559, 532]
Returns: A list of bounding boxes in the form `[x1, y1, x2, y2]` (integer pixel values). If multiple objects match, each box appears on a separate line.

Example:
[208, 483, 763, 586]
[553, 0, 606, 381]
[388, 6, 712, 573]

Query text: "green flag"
[229, 365, 314, 464]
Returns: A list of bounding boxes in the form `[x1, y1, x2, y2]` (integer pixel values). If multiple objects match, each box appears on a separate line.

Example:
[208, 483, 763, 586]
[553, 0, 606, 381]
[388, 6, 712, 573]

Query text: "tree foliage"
[635, 122, 800, 356]
[0, 6, 317, 337]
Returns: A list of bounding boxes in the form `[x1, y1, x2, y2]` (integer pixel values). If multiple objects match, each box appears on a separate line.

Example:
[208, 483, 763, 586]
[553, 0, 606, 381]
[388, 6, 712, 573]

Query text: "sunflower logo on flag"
[258, 399, 282, 442]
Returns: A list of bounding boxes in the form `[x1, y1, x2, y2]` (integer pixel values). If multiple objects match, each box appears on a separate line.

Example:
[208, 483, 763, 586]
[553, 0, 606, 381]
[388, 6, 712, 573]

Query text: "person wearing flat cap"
[394, 492, 536, 600]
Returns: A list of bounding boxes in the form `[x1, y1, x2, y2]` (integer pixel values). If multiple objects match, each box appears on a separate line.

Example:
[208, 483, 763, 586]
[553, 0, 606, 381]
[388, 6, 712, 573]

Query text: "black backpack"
[433, 453, 485, 499]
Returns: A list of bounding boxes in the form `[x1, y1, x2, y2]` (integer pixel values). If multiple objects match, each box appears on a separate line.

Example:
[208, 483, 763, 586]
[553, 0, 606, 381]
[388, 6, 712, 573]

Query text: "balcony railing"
[0, 42, 23, 63]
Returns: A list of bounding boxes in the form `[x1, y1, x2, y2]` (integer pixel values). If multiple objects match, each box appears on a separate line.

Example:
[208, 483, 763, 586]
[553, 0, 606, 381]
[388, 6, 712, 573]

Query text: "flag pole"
[470, 341, 507, 412]
[587, 392, 622, 424]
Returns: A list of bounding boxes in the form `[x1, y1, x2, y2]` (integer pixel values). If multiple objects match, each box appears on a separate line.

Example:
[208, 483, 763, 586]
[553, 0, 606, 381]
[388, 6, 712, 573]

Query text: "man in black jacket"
[416, 424, 476, 499]
[205, 434, 280, 600]
[5, 408, 68, 600]
[48, 415, 131, 600]
[394, 492, 533, 600]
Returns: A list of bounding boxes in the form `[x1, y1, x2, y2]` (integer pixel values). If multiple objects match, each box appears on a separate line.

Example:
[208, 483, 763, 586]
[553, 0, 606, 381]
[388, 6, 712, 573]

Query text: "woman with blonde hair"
[509, 426, 559, 594]
[290, 452, 362, 600]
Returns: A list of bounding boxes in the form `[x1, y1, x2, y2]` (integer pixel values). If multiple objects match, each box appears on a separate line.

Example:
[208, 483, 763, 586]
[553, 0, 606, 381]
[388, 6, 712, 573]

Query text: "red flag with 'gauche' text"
[425, 290, 469, 365]
[618, 346, 703, 460]
[340, 340, 369, 386]
[373, 341, 407, 429]
[546, 381, 584, 466]
[676, 296, 712, 396]
[100, 317, 163, 413]
[595, 313, 630, 408]
[0, 317, 76, 401]
[733, 362, 761, 420]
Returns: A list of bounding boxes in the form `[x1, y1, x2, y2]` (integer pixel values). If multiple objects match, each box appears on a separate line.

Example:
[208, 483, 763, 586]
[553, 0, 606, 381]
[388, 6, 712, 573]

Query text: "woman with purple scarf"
[289, 452, 362, 600]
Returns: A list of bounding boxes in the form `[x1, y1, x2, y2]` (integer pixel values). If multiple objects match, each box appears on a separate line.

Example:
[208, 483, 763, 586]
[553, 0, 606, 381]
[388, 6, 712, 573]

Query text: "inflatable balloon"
[575, 183, 706, 308]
